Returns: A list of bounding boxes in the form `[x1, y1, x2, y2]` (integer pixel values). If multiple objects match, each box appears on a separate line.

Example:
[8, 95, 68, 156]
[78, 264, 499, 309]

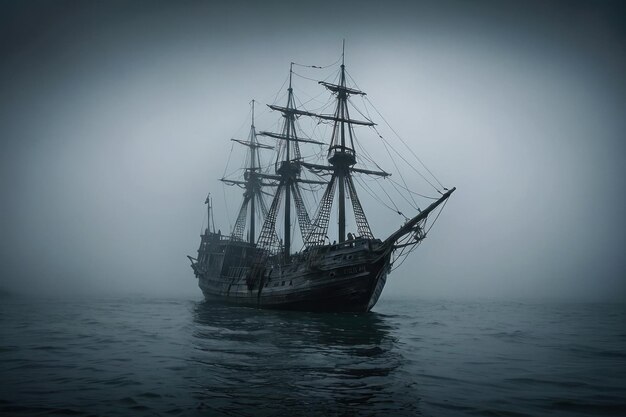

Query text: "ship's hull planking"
[192, 235, 391, 312]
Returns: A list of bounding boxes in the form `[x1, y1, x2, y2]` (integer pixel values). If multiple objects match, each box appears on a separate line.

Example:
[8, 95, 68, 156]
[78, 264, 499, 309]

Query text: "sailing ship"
[189, 47, 455, 312]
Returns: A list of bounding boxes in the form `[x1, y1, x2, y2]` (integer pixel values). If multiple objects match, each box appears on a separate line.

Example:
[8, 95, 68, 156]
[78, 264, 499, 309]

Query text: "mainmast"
[249, 100, 257, 243]
[256, 64, 325, 259]
[281, 66, 296, 257]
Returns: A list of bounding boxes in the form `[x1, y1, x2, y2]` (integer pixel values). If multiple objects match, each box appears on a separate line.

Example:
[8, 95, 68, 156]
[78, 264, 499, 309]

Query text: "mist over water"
[0, 0, 624, 301]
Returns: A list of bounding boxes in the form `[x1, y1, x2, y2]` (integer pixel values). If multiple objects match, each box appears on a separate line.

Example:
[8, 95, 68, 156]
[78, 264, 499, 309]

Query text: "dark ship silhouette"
[189, 47, 454, 312]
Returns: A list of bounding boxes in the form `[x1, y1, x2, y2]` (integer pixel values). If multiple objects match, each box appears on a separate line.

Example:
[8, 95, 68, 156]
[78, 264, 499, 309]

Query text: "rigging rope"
[376, 127, 420, 210]
[390, 197, 450, 271]
[343, 68, 445, 191]
[373, 126, 440, 192]
[388, 178, 439, 200]
[425, 198, 448, 236]
[222, 142, 235, 179]
[364, 95, 445, 190]
[291, 71, 323, 83]
[271, 73, 290, 106]
[353, 175, 402, 216]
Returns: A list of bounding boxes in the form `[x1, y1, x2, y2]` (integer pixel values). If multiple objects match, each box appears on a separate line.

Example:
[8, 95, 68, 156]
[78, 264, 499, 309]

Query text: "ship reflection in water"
[190, 301, 419, 416]
[1, 298, 623, 416]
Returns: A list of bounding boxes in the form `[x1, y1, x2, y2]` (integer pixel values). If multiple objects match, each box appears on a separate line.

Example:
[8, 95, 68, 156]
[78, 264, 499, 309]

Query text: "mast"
[258, 64, 300, 259]
[283, 66, 294, 258]
[302, 42, 386, 247]
[249, 100, 256, 244]
[331, 42, 356, 243]
[256, 63, 326, 258]
[338, 43, 347, 242]
[205, 193, 215, 234]
[221, 100, 274, 243]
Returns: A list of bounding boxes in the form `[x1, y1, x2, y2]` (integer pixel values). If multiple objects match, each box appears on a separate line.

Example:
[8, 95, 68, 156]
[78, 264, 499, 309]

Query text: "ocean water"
[0, 296, 624, 416]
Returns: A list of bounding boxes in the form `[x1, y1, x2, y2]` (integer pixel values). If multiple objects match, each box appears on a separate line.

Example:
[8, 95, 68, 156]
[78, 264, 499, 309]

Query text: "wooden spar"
[319, 81, 366, 96]
[296, 178, 328, 185]
[383, 187, 456, 248]
[220, 178, 246, 186]
[230, 138, 274, 149]
[267, 105, 375, 126]
[258, 131, 324, 145]
[300, 162, 388, 177]
[350, 167, 390, 177]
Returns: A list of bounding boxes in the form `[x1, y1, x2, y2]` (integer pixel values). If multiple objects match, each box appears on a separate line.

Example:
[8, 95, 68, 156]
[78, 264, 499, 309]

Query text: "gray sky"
[1, 0, 624, 301]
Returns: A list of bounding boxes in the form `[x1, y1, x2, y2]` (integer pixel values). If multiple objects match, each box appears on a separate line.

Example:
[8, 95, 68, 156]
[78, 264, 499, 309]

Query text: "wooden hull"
[192, 236, 392, 312]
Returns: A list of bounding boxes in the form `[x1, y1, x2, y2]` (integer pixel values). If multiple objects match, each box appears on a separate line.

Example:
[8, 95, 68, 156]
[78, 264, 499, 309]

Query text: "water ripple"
[0, 297, 624, 416]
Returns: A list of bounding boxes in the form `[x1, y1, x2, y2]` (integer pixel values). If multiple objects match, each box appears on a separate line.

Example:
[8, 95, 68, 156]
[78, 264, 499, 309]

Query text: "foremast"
[303, 46, 389, 246]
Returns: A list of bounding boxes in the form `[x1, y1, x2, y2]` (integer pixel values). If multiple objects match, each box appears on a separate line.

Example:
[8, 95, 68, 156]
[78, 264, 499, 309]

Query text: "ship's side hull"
[192, 236, 392, 312]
